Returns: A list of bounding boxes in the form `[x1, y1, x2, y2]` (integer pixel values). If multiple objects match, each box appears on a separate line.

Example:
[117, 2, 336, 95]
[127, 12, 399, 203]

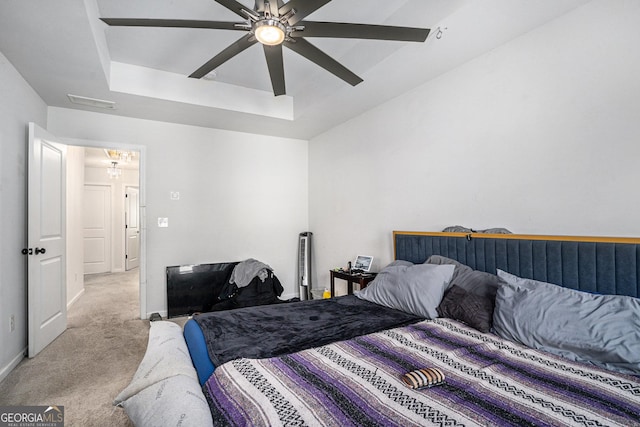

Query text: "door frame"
[124, 185, 140, 271]
[62, 136, 147, 320]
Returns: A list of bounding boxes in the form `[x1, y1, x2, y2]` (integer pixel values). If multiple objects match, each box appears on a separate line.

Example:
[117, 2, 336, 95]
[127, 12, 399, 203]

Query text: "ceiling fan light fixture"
[254, 19, 286, 46]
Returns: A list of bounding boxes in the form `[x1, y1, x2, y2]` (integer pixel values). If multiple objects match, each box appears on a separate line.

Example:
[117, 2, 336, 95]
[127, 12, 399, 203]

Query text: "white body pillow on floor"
[114, 321, 213, 427]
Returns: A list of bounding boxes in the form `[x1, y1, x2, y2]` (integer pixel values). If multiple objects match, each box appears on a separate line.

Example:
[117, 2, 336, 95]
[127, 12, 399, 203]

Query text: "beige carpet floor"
[0, 269, 182, 426]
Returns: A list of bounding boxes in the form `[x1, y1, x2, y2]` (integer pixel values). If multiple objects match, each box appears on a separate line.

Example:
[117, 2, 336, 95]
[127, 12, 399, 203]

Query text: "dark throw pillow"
[436, 285, 494, 332]
[426, 255, 501, 300]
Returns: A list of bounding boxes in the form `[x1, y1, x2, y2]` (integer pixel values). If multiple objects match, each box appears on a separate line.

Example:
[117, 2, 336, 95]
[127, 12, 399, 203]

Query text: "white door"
[125, 186, 140, 270]
[28, 123, 67, 358]
[83, 185, 112, 274]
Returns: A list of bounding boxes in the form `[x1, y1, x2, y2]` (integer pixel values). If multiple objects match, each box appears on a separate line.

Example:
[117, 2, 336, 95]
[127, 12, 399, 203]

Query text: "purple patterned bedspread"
[203, 319, 640, 426]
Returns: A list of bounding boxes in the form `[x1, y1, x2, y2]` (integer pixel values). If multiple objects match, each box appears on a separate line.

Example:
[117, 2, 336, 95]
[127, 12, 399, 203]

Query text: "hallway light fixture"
[104, 149, 134, 163]
[107, 161, 122, 179]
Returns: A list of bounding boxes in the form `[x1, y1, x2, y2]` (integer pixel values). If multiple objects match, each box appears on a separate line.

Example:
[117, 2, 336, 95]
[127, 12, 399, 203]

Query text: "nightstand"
[330, 270, 377, 297]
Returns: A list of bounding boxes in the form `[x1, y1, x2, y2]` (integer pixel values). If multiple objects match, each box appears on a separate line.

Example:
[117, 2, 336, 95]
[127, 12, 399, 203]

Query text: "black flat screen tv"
[166, 261, 239, 318]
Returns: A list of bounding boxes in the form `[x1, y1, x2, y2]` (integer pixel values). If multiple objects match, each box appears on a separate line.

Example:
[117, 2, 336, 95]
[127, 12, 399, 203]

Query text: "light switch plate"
[170, 191, 180, 200]
[158, 217, 169, 228]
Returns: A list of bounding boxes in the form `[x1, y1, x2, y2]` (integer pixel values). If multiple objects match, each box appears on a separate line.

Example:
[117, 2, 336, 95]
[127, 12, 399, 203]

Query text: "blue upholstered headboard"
[394, 231, 640, 298]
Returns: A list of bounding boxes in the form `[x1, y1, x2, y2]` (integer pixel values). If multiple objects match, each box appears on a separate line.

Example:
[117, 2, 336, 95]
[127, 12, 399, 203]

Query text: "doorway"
[81, 148, 139, 273]
[70, 143, 146, 319]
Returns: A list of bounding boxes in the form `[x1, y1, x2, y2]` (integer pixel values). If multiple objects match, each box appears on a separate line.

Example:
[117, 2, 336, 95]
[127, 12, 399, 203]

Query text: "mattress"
[204, 318, 640, 426]
[184, 295, 422, 385]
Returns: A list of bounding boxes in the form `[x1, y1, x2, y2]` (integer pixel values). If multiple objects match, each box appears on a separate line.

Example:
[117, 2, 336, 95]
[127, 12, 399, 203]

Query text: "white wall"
[48, 109, 308, 316]
[309, 0, 640, 293]
[0, 52, 48, 381]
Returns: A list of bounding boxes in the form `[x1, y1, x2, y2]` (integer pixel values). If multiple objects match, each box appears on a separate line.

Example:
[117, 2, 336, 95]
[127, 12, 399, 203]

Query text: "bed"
[114, 231, 640, 426]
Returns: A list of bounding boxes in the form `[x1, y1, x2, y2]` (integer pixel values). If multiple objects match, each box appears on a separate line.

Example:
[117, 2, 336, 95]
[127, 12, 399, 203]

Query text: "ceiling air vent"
[67, 94, 116, 110]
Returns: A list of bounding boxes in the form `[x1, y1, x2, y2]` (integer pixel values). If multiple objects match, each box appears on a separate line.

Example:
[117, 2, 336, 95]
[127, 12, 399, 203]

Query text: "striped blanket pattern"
[203, 319, 640, 426]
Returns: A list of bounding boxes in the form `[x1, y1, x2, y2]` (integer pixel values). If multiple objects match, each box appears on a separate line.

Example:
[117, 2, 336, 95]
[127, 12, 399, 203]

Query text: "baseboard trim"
[67, 288, 85, 310]
[0, 348, 26, 384]
[281, 292, 299, 300]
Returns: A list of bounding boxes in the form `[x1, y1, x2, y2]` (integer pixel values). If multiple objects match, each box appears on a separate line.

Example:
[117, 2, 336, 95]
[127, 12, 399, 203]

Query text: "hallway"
[0, 269, 145, 426]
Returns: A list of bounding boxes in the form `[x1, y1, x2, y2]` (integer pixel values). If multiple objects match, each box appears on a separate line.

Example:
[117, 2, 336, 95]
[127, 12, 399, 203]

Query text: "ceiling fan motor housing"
[254, 19, 287, 45]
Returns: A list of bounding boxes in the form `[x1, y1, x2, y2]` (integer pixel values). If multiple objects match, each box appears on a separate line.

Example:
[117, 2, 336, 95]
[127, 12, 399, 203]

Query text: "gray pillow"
[426, 255, 500, 299]
[494, 269, 640, 375]
[355, 263, 455, 319]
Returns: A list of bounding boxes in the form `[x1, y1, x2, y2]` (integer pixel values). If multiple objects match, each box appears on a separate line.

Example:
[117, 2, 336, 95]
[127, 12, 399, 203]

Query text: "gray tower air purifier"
[298, 232, 312, 300]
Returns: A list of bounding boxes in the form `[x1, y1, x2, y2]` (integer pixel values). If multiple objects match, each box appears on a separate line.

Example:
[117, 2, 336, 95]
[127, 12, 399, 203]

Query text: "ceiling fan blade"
[291, 21, 430, 42]
[263, 44, 286, 96]
[279, 0, 332, 26]
[189, 33, 257, 79]
[284, 38, 362, 87]
[215, 0, 254, 19]
[100, 18, 242, 31]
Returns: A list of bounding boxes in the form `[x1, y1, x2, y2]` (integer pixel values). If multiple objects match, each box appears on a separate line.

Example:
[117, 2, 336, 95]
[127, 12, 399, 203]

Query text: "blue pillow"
[494, 270, 640, 375]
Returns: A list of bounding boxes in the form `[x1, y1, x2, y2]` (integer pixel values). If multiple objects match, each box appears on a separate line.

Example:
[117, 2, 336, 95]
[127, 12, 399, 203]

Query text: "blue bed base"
[184, 318, 215, 385]
[394, 231, 640, 298]
[185, 231, 640, 385]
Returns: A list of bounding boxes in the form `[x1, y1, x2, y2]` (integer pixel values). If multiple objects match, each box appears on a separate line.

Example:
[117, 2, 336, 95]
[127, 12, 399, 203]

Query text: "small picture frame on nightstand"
[353, 255, 373, 272]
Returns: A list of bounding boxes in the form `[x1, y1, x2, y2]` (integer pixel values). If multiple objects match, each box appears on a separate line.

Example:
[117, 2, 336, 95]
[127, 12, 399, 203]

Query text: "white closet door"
[83, 184, 112, 274]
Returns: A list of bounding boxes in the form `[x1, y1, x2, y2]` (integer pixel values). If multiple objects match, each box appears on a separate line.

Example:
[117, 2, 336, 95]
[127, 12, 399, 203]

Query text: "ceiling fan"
[101, 0, 430, 96]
